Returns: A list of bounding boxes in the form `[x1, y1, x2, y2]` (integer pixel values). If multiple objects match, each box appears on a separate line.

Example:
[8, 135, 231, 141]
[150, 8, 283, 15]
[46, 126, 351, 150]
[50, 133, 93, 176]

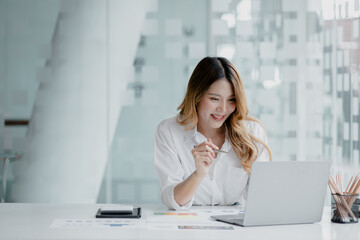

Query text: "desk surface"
[0, 203, 359, 240]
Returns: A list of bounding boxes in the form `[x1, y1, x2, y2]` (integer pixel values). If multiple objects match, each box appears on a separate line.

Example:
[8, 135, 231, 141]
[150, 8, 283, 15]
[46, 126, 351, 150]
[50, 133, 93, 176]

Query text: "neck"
[197, 123, 226, 140]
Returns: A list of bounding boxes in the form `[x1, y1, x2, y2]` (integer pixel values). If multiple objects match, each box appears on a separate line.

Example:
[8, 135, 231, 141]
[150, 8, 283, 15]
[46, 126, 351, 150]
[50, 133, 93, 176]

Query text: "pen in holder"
[328, 173, 360, 224]
[331, 193, 359, 223]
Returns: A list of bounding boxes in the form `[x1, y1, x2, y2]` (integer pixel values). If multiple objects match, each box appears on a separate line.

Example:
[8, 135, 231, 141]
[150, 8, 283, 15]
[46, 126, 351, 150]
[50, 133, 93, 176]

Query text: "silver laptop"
[211, 161, 331, 227]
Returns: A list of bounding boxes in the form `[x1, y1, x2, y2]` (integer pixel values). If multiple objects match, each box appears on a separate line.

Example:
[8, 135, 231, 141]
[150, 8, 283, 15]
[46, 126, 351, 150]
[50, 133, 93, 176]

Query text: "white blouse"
[154, 116, 270, 210]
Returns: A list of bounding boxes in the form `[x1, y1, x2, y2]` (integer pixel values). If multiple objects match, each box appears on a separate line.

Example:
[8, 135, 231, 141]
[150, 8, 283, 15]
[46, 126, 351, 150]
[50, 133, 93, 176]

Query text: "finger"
[197, 140, 218, 151]
[197, 144, 215, 151]
[197, 152, 214, 161]
[194, 142, 206, 148]
[206, 139, 219, 150]
[193, 144, 203, 153]
[196, 156, 211, 165]
[196, 145, 212, 152]
[195, 140, 217, 149]
[195, 150, 214, 161]
[195, 145, 215, 157]
[198, 151, 214, 158]
[203, 157, 212, 165]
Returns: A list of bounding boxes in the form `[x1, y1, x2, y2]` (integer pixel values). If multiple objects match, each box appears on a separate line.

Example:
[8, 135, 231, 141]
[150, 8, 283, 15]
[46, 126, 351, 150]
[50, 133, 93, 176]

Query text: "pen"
[214, 149, 228, 153]
[193, 145, 228, 154]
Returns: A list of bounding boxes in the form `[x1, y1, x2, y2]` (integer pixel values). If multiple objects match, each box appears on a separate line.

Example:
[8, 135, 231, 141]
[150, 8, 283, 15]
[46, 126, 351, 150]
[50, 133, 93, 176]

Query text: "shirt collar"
[184, 124, 206, 144]
[184, 124, 232, 152]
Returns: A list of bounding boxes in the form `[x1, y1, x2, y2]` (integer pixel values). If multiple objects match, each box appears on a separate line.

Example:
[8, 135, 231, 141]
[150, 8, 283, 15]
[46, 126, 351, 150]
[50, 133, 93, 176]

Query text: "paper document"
[145, 208, 243, 223]
[50, 218, 145, 229]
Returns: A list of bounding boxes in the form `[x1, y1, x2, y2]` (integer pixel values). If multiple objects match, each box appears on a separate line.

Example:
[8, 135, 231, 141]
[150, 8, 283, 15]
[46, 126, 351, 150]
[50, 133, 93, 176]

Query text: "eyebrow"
[208, 93, 235, 98]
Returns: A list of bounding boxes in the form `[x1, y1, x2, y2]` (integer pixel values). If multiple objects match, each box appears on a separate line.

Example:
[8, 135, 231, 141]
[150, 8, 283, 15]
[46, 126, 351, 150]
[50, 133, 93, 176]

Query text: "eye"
[210, 97, 219, 101]
[228, 98, 236, 102]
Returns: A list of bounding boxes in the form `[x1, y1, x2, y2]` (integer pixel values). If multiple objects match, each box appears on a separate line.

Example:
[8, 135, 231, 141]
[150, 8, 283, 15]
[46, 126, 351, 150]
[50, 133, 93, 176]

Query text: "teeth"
[212, 114, 222, 119]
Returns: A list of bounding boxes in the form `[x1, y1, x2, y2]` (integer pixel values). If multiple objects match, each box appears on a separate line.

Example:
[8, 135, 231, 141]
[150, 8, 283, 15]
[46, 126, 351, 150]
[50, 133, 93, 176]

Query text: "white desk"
[0, 203, 359, 240]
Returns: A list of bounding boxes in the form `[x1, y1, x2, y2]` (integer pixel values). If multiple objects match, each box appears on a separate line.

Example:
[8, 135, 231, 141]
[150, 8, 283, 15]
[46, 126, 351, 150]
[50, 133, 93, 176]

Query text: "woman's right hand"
[191, 139, 219, 178]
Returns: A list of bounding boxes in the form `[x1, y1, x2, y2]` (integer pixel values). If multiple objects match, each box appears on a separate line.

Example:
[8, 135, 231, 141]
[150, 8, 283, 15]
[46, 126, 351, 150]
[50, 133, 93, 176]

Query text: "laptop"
[211, 161, 331, 227]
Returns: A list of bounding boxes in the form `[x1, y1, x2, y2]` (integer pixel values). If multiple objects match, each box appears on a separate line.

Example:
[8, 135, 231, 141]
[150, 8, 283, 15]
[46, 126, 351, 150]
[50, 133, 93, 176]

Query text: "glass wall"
[0, 0, 359, 204]
[100, 0, 360, 204]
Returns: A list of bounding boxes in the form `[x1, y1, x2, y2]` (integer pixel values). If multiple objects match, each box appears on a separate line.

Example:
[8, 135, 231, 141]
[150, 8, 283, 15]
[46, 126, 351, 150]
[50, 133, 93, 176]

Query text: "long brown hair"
[177, 57, 272, 173]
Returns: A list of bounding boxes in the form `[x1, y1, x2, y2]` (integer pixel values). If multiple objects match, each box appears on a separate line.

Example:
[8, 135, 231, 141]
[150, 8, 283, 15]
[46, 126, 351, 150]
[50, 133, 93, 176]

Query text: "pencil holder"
[331, 193, 359, 224]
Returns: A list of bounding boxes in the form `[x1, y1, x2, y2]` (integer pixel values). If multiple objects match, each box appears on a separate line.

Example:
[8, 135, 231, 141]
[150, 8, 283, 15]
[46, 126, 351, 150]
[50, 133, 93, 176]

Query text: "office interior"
[0, 0, 359, 207]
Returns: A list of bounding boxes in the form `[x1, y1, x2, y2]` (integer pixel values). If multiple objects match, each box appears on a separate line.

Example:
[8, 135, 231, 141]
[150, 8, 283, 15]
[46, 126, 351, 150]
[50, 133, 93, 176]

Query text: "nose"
[217, 100, 226, 112]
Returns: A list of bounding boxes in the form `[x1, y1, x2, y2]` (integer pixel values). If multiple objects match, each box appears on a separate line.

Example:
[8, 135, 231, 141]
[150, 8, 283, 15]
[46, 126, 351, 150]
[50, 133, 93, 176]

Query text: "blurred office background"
[0, 0, 359, 204]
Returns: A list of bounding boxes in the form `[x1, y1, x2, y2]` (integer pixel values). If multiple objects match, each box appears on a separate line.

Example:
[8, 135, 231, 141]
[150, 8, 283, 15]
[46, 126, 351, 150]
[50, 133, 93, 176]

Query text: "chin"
[209, 122, 224, 129]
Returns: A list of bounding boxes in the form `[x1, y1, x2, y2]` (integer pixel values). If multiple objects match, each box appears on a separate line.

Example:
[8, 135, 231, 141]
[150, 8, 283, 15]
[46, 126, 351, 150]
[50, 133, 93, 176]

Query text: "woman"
[154, 57, 272, 210]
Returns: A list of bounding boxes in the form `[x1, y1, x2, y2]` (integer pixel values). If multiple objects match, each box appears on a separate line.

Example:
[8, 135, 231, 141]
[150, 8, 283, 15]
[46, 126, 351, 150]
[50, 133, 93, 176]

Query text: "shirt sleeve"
[154, 121, 194, 210]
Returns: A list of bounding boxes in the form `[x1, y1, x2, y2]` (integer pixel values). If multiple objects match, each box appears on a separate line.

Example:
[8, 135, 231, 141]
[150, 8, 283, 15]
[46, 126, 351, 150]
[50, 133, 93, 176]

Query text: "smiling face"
[196, 78, 236, 133]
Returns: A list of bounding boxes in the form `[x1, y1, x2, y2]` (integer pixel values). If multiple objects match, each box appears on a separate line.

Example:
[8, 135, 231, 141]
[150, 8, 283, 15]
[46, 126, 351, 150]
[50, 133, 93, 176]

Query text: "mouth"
[211, 114, 225, 121]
